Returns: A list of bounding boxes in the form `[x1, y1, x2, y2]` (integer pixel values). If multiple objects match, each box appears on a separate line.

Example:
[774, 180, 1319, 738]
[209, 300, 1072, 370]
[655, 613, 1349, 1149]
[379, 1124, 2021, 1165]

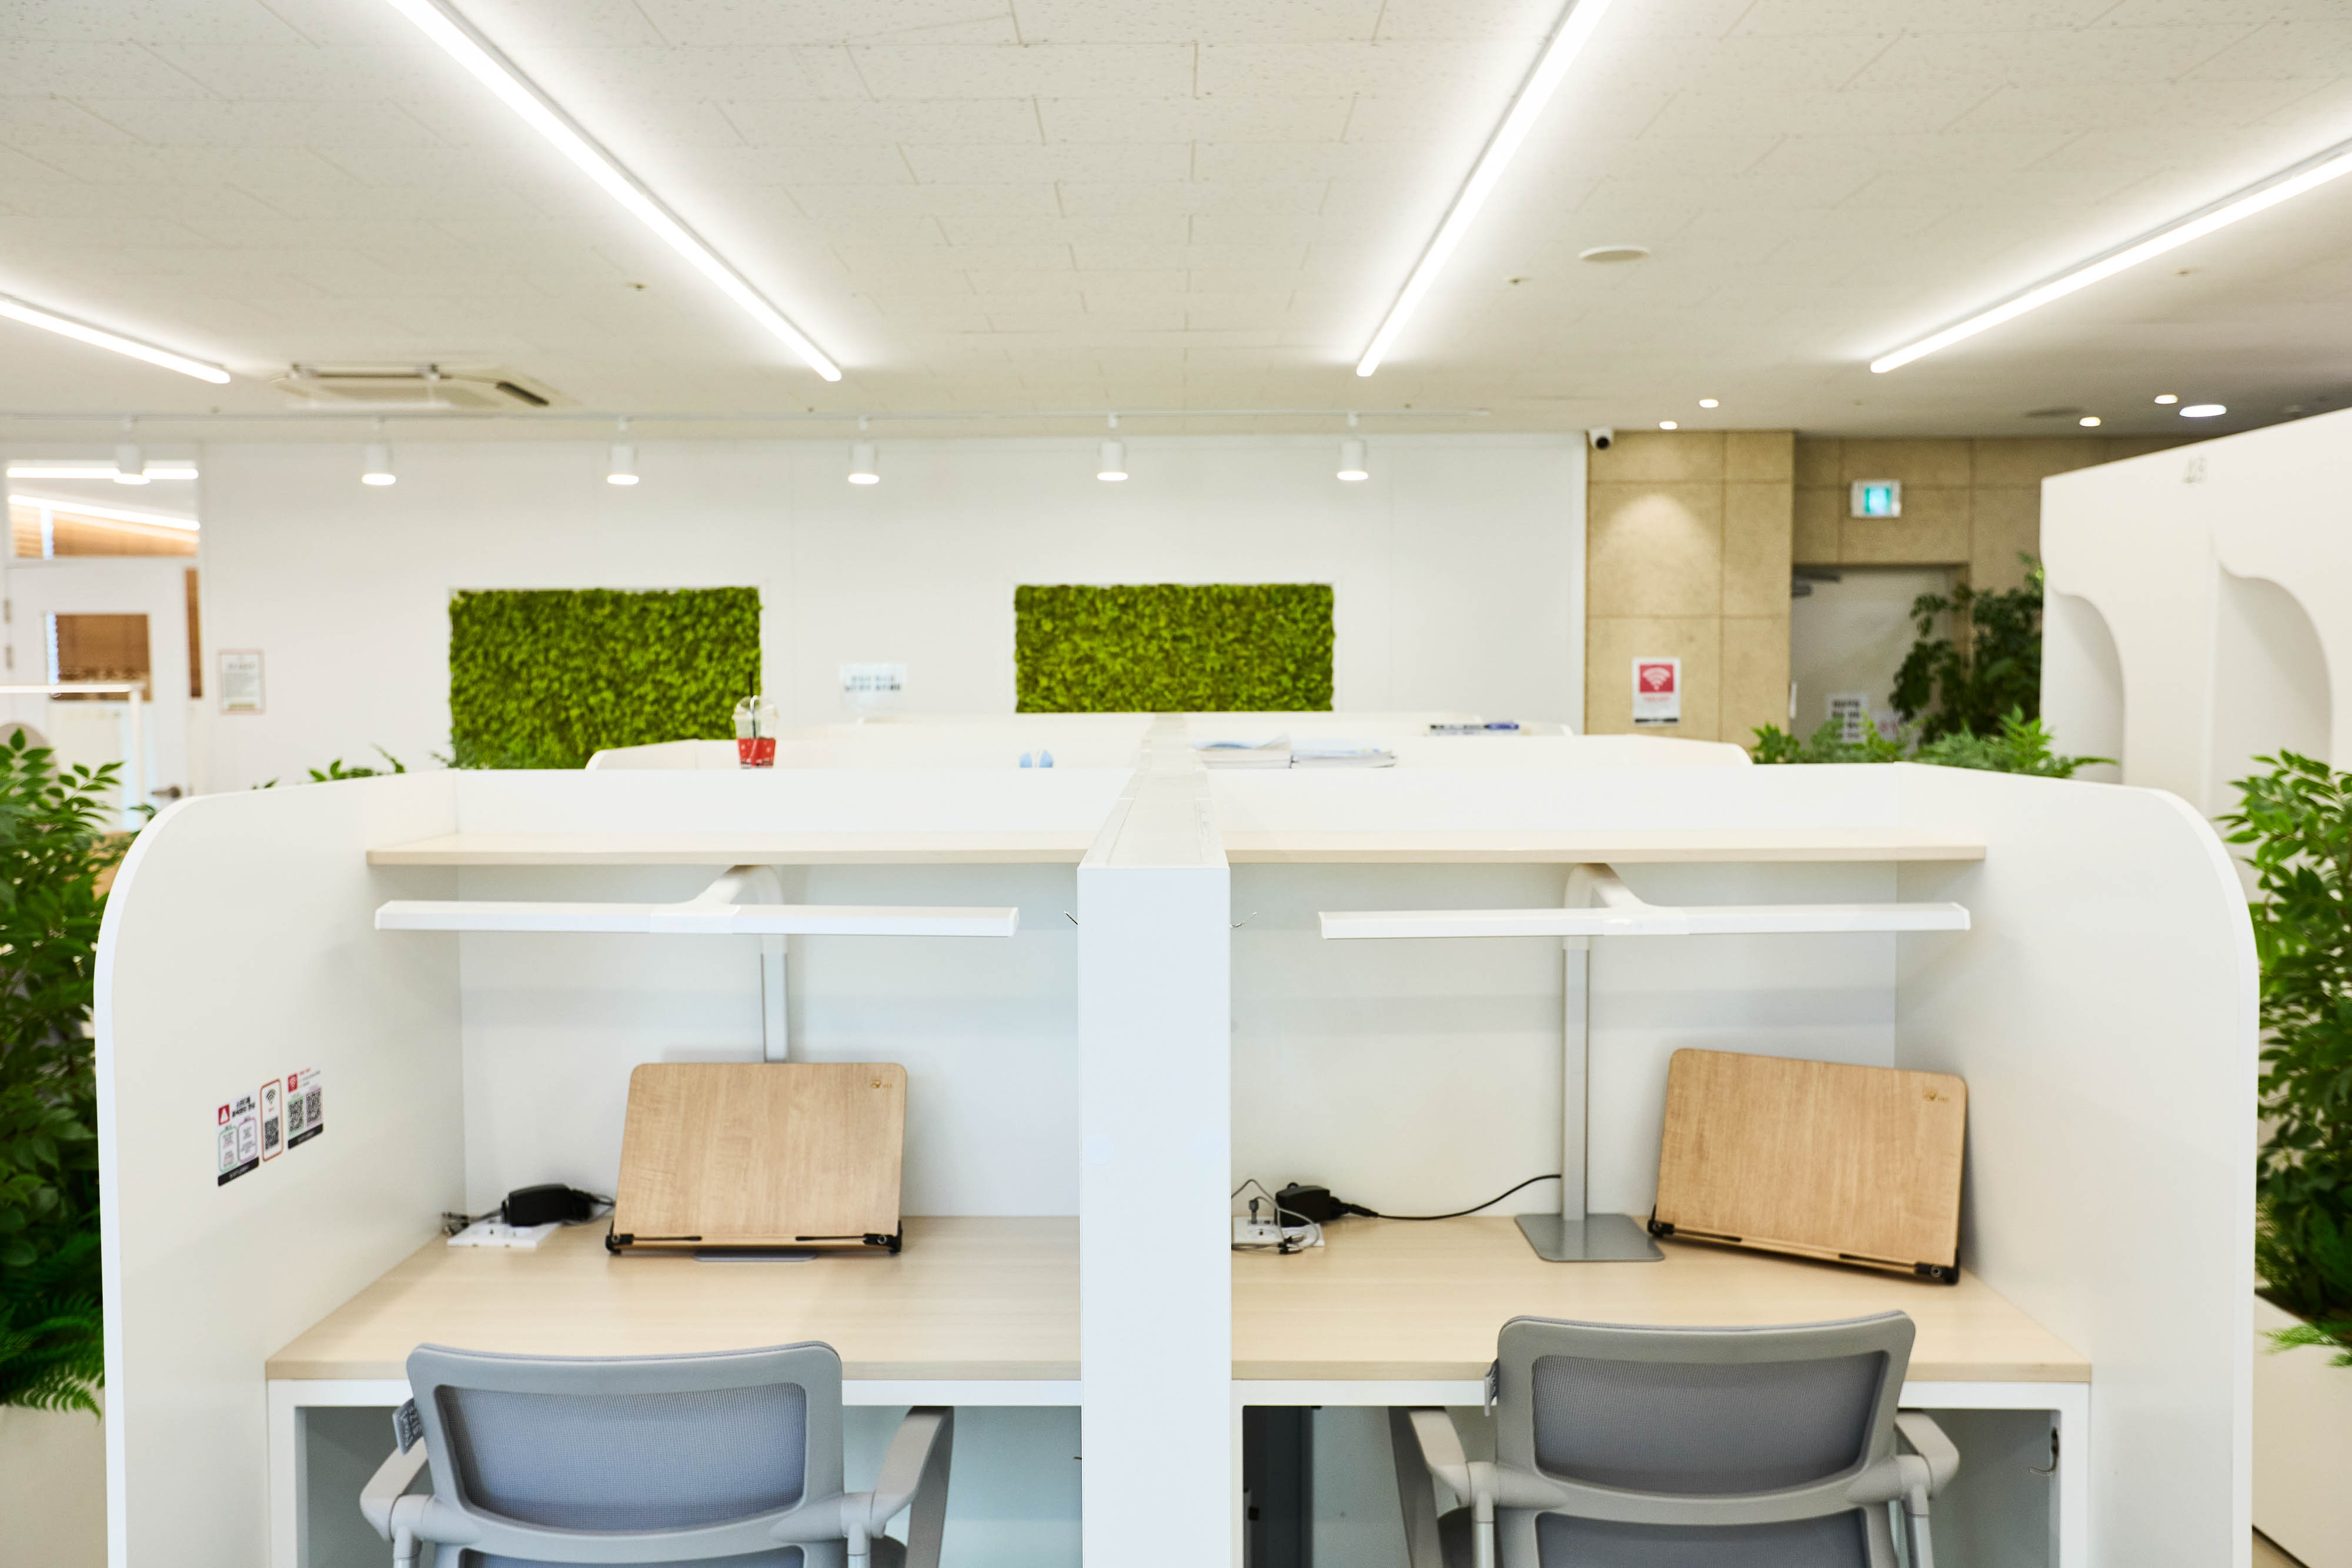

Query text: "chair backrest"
[406, 1342, 846, 1539]
[1488, 1310, 1913, 1567]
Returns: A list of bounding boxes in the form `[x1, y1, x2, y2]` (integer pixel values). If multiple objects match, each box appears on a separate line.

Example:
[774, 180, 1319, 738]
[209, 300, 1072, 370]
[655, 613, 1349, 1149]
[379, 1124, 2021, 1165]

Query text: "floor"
[2257, 1532, 2307, 1567]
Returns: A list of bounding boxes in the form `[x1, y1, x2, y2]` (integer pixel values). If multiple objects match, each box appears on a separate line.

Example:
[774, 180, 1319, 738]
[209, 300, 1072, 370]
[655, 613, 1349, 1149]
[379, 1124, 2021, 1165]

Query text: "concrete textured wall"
[1584, 430, 1792, 744]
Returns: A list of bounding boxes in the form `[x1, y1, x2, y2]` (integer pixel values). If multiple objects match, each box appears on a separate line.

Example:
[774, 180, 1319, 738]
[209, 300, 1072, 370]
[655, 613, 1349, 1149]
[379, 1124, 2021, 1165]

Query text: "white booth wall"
[190, 434, 1586, 791]
[2041, 410, 2346, 815]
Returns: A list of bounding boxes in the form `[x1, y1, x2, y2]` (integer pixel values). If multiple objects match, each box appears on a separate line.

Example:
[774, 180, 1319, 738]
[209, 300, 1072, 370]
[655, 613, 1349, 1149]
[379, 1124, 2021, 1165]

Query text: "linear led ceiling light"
[380, 0, 841, 382]
[1354, 0, 1617, 377]
[8, 463, 197, 482]
[1872, 135, 2352, 374]
[0, 292, 230, 384]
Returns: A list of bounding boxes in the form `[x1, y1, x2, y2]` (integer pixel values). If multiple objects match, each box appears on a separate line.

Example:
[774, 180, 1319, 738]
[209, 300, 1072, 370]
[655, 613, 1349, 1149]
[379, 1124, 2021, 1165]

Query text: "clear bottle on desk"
[733, 694, 777, 767]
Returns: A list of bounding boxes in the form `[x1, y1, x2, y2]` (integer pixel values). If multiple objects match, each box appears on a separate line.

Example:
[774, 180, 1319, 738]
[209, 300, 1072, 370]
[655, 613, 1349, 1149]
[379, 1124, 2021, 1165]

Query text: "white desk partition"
[96, 775, 467, 1568]
[1892, 765, 2258, 1568]
[1077, 720, 1234, 1568]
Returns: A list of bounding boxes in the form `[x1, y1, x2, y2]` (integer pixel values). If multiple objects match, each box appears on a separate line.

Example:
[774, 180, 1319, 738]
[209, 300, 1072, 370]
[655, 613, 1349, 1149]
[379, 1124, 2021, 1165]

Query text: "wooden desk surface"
[1232, 1219, 2087, 1385]
[268, 1217, 1077, 1382]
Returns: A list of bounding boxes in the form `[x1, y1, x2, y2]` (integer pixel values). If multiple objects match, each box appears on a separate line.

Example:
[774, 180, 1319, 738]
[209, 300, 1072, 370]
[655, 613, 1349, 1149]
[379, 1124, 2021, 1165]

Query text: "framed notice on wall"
[218, 650, 264, 714]
[1632, 657, 1681, 726]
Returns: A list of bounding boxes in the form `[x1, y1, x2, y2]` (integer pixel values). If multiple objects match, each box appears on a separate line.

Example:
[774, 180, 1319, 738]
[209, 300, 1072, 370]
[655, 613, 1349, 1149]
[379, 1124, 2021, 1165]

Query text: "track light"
[1355, 0, 1618, 376]
[362, 435, 397, 486]
[1338, 437, 1369, 482]
[113, 442, 148, 486]
[1872, 130, 2352, 374]
[847, 416, 880, 484]
[1098, 413, 1127, 482]
[380, 0, 839, 382]
[0, 290, 230, 383]
[606, 417, 638, 484]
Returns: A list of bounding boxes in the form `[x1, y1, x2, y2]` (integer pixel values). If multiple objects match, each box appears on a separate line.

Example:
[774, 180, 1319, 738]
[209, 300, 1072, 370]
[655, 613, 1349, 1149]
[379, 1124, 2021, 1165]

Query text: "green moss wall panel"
[1014, 584, 1333, 713]
[448, 587, 761, 768]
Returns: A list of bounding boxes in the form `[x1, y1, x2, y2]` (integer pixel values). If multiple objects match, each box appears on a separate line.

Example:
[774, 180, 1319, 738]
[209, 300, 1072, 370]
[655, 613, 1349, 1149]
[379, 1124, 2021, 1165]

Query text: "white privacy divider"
[1892, 765, 2258, 1568]
[96, 774, 466, 1568]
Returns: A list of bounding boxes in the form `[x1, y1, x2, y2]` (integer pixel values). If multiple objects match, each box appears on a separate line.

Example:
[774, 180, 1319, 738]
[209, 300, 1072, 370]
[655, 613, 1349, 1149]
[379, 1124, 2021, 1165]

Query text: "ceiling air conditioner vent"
[274, 365, 570, 411]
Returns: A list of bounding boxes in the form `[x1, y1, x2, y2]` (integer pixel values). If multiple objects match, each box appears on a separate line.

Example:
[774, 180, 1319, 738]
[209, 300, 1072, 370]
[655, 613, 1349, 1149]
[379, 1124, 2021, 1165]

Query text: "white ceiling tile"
[1070, 241, 1308, 269]
[2180, 19, 2352, 81]
[0, 1, 312, 44]
[935, 213, 1191, 245]
[1368, 0, 1566, 44]
[1040, 95, 1351, 142]
[1642, 88, 2006, 138]
[903, 142, 1191, 183]
[629, 0, 1020, 47]
[1195, 141, 1462, 182]
[723, 98, 1041, 145]
[0, 42, 225, 98]
[1731, 0, 2117, 34]
[1011, 0, 1382, 45]
[1852, 28, 2264, 93]
[851, 44, 1195, 99]
[0, 95, 142, 147]
[1949, 79, 2324, 134]
[789, 182, 1061, 216]
[20, 143, 363, 186]
[1056, 180, 1329, 217]
[1196, 40, 1532, 98]
[663, 146, 917, 186]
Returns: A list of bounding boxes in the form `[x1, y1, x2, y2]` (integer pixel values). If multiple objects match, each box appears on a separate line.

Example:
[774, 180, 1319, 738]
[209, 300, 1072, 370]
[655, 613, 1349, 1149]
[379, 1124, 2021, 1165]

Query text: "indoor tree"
[0, 733, 125, 1414]
[1891, 554, 2047, 741]
[2225, 752, 2352, 1363]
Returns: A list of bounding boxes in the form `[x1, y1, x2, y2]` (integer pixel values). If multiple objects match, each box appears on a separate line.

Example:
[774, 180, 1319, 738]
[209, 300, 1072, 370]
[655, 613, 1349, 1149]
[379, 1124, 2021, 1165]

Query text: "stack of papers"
[1193, 734, 1292, 768]
[1288, 738, 1396, 769]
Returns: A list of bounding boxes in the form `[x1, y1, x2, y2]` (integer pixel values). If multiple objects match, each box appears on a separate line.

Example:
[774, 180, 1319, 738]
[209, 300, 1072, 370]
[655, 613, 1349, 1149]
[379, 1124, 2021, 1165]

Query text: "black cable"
[1354, 1173, 1561, 1222]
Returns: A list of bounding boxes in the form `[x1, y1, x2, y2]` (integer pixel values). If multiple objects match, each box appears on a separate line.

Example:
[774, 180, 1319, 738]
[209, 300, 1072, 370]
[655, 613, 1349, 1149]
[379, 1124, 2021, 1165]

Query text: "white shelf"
[376, 901, 1019, 937]
[1320, 902, 1970, 939]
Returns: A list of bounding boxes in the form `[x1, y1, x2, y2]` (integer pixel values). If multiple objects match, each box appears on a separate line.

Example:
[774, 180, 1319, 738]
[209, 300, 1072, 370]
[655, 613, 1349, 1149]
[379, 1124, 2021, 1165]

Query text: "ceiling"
[2, 0, 2351, 440]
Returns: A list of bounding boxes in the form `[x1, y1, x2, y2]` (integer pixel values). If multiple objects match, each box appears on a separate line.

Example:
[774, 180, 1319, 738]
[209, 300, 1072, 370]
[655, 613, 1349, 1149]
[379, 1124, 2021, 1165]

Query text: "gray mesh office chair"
[359, 1342, 951, 1568]
[1390, 1312, 1960, 1568]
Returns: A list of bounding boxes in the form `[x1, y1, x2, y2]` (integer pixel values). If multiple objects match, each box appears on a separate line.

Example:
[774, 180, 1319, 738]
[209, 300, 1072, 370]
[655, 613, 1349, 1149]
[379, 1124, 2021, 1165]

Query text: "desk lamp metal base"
[1515, 1211, 1664, 1262]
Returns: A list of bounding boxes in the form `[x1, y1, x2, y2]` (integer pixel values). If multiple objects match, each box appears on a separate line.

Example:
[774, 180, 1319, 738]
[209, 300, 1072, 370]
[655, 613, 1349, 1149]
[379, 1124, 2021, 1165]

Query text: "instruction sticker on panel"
[286, 1068, 323, 1149]
[259, 1079, 283, 1161]
[1632, 657, 1681, 726]
[217, 1094, 260, 1185]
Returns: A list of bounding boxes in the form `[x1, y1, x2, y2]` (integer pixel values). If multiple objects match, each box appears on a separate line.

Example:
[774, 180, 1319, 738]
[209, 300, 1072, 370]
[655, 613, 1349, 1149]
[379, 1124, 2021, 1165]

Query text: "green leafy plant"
[449, 589, 761, 768]
[1014, 584, 1334, 712]
[255, 745, 409, 790]
[2223, 753, 2352, 1364]
[1892, 555, 2047, 741]
[1750, 710, 2104, 778]
[0, 733, 125, 1415]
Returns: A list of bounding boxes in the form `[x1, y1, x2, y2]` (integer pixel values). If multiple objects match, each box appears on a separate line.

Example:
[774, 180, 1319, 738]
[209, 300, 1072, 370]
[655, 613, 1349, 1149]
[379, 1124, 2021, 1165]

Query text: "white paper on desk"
[1194, 734, 1291, 768]
[447, 1219, 563, 1249]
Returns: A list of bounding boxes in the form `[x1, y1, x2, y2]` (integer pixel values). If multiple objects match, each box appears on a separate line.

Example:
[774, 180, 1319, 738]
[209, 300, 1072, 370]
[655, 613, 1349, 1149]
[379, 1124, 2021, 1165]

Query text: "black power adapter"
[1274, 1183, 1373, 1226]
[500, 1184, 605, 1228]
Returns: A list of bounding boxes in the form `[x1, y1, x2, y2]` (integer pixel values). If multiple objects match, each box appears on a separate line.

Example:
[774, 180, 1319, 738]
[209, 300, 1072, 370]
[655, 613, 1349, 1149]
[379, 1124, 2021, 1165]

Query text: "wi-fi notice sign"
[1632, 657, 1681, 726]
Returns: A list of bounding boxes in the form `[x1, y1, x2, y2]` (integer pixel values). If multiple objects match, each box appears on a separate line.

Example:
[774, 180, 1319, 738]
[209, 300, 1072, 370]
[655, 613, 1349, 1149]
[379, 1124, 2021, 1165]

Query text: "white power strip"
[1232, 1217, 1323, 1249]
[447, 1218, 563, 1249]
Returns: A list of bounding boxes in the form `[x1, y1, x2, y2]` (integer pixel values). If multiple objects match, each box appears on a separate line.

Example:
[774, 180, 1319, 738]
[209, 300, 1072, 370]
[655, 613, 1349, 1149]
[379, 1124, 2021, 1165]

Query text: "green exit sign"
[1850, 480, 1902, 518]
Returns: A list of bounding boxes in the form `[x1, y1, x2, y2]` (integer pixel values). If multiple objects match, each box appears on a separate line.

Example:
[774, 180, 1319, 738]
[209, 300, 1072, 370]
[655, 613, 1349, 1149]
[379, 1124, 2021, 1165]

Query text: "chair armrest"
[1399, 1407, 1472, 1503]
[360, 1442, 430, 1541]
[1895, 1412, 1960, 1496]
[821, 1408, 956, 1568]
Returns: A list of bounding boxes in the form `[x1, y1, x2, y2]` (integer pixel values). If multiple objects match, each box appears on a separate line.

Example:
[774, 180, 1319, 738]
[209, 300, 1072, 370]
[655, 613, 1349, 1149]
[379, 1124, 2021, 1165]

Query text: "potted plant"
[0, 734, 125, 1560]
[2224, 751, 2352, 1568]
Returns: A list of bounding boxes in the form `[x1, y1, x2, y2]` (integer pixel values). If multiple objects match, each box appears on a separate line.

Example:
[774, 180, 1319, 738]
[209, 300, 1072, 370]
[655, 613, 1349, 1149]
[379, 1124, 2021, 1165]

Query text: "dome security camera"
[1587, 427, 1615, 451]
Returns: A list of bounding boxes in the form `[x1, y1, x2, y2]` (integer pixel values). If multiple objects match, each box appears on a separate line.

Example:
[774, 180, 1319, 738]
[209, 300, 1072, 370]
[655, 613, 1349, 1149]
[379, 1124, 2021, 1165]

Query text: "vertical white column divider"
[1560, 935, 1589, 1223]
[1077, 719, 1231, 1566]
[761, 935, 787, 1061]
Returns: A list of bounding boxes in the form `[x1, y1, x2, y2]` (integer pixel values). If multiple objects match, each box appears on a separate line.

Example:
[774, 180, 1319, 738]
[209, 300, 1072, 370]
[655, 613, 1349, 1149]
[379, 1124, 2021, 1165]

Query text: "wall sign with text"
[218, 649, 265, 714]
[1632, 657, 1681, 726]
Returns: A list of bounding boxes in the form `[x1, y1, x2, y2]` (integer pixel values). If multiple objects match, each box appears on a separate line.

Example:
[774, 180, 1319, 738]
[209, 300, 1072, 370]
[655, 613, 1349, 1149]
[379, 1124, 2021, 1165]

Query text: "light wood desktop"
[366, 831, 1098, 865]
[267, 1216, 1077, 1383]
[1232, 1217, 2087, 1385]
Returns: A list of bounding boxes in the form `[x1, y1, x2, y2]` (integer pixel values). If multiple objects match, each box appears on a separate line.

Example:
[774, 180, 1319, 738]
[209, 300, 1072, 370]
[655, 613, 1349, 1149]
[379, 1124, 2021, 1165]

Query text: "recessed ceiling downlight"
[1578, 245, 1651, 263]
[2180, 403, 2227, 418]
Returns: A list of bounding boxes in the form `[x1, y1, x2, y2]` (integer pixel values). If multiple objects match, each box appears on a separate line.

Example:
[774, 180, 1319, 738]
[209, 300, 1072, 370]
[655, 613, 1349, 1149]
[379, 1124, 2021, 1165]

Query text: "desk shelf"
[1220, 828, 1985, 864]
[366, 832, 1099, 866]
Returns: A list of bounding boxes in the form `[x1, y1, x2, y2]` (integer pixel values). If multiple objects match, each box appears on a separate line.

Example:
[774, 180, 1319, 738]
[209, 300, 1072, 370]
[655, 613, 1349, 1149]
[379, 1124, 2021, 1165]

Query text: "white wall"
[2042, 410, 2350, 815]
[192, 435, 1585, 790]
